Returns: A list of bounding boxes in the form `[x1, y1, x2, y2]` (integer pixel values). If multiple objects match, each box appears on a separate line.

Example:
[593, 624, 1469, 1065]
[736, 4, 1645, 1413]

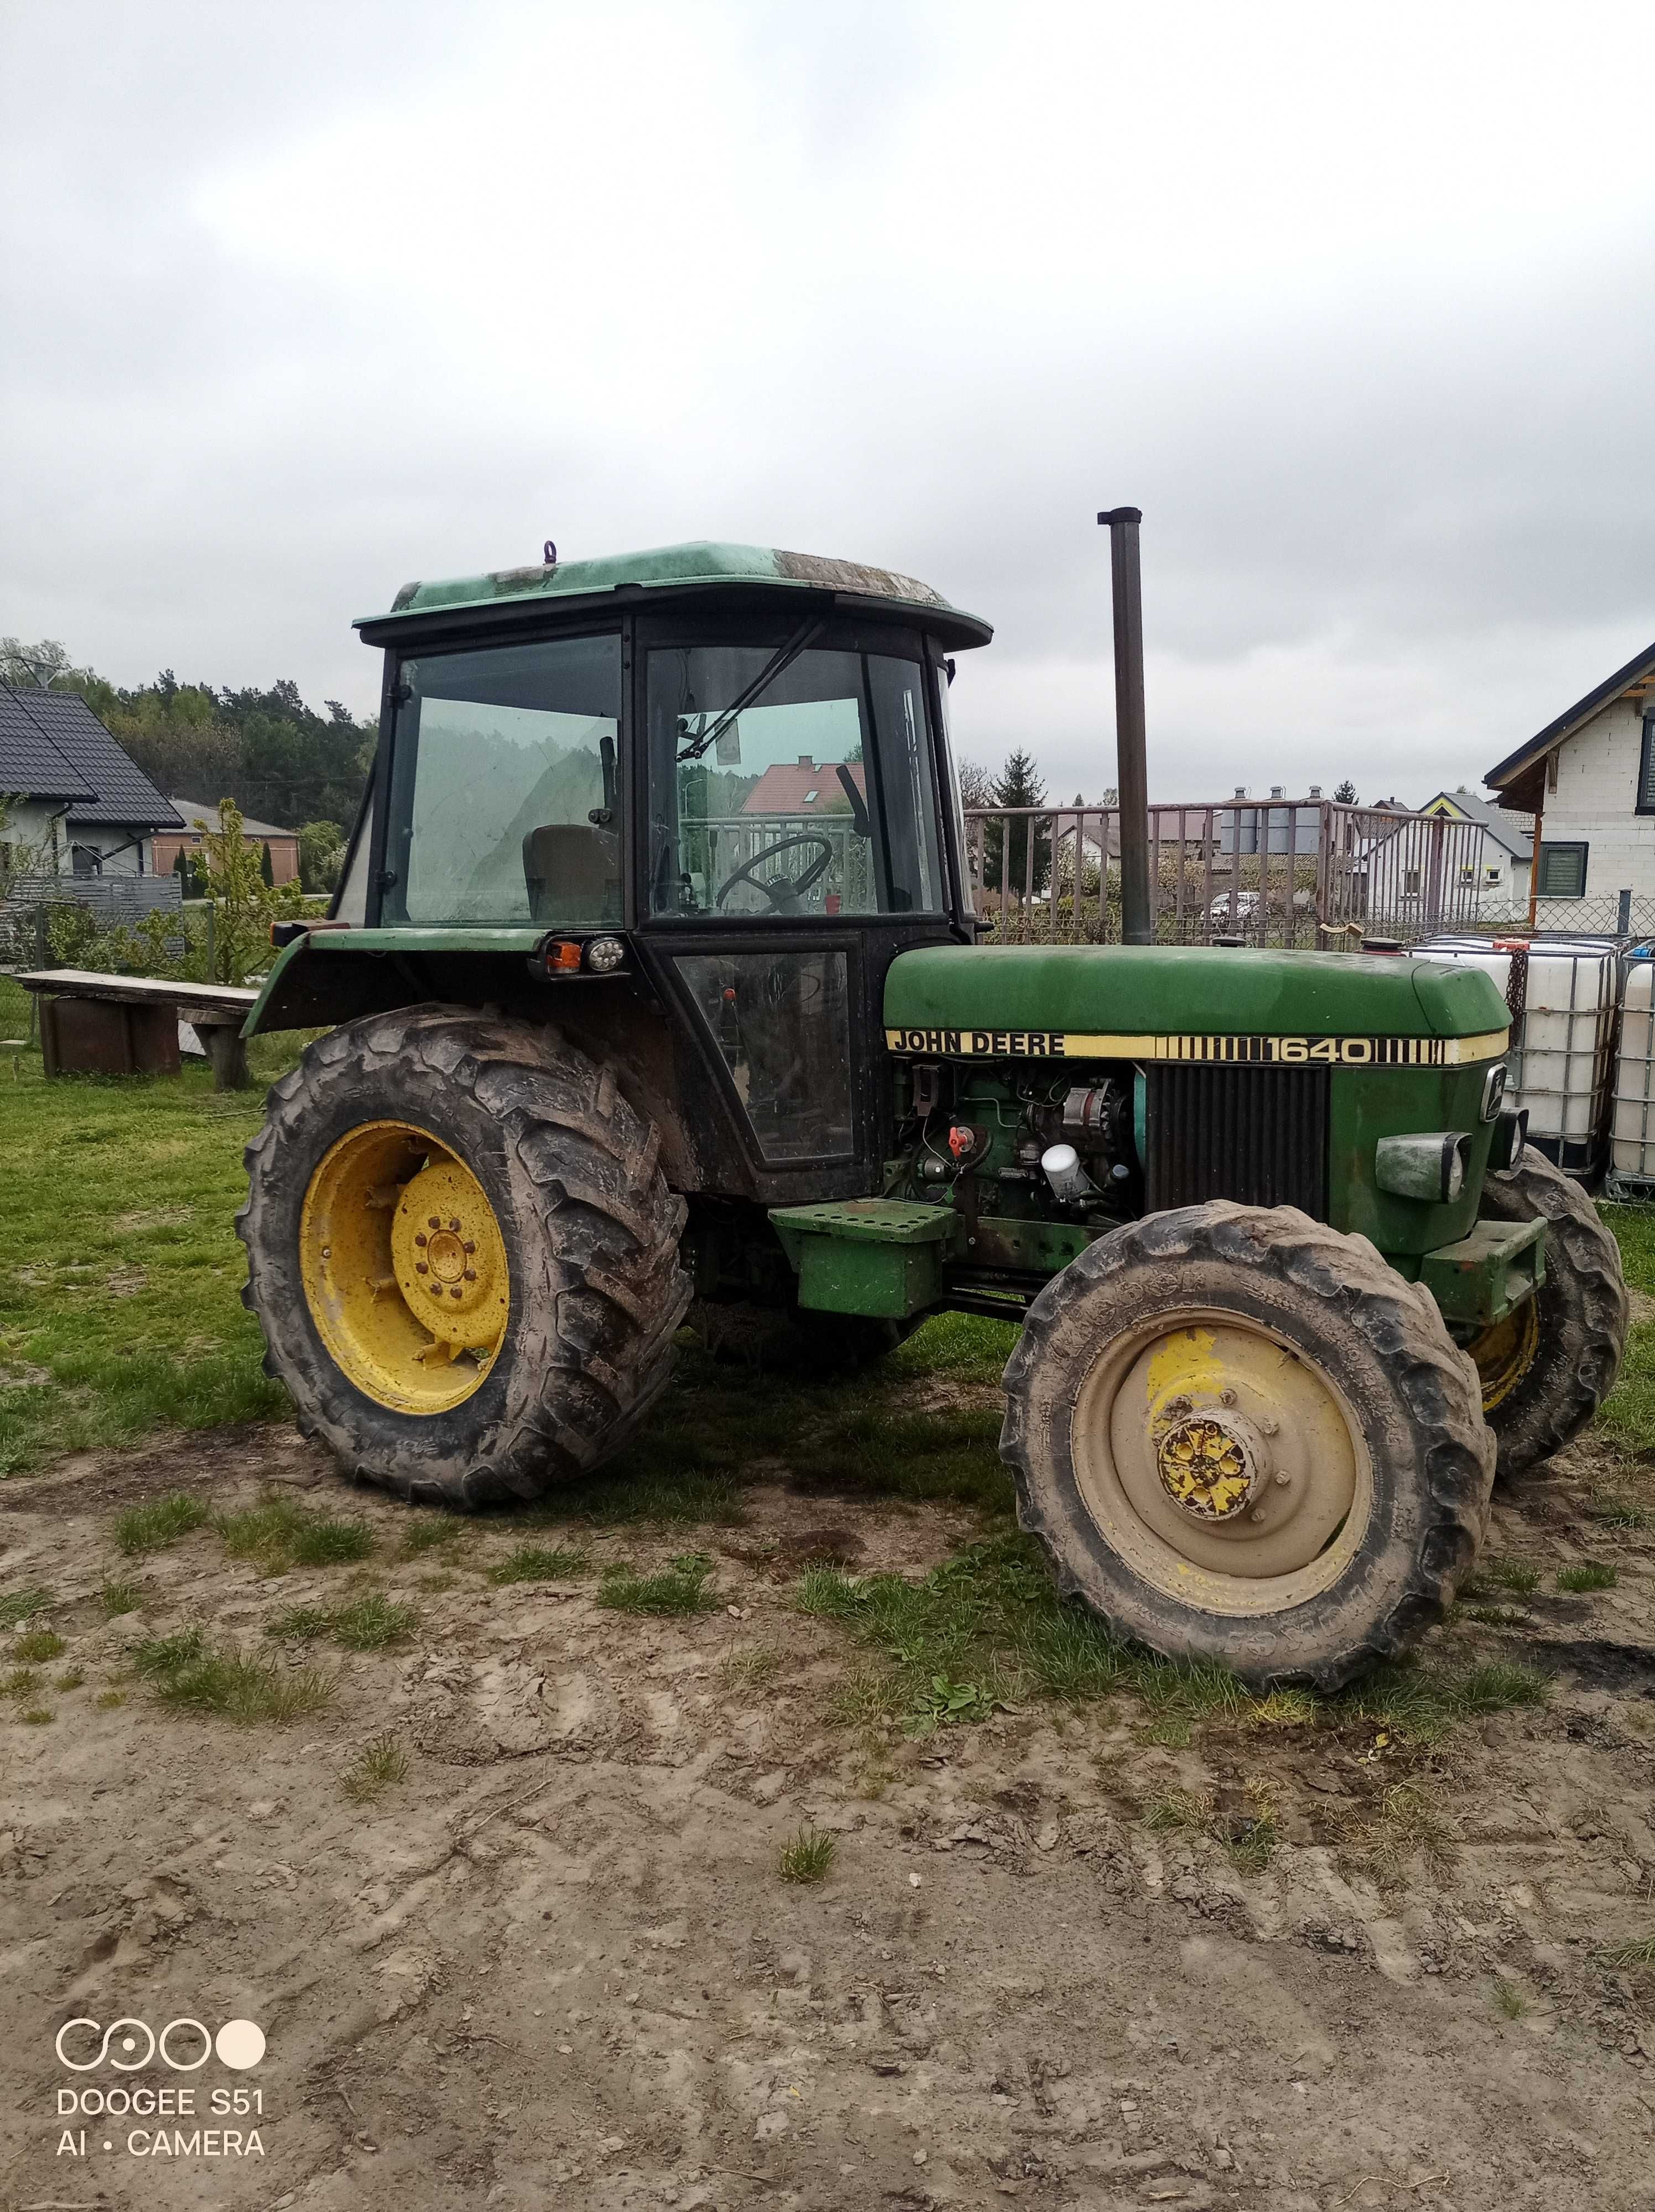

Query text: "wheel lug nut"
[449, 1217, 461, 1232]
[462, 1240, 476, 1255]
[415, 1262, 429, 1274]
[1249, 1505, 1267, 1522]
[428, 1215, 440, 1229]
[463, 1269, 476, 1282]
[1220, 1388, 1238, 1407]
[414, 1233, 428, 1248]
[1274, 1470, 1291, 1486]
[1258, 1415, 1278, 1436]
[449, 1287, 462, 1300]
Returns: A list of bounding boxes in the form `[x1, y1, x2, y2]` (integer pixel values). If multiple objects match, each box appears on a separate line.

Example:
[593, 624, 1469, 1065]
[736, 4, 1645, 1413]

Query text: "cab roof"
[356, 540, 992, 650]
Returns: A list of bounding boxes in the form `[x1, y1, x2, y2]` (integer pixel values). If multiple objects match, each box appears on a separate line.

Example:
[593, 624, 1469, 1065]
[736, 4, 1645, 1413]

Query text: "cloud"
[2, 0, 1651, 805]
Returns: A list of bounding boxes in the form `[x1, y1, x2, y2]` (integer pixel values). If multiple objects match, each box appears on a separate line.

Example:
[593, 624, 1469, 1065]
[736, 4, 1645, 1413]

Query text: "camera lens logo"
[55, 2018, 266, 2072]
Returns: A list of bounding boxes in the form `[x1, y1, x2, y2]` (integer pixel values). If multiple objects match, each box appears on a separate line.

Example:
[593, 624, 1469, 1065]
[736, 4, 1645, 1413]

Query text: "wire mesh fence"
[961, 798, 1492, 948]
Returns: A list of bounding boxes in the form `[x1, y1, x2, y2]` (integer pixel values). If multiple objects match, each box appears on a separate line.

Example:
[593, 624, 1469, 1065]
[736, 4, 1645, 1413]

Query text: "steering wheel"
[715, 833, 835, 914]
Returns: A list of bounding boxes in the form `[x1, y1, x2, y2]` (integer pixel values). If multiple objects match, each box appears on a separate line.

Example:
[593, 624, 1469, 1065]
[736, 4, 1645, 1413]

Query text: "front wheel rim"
[298, 1120, 510, 1414]
[1070, 1309, 1374, 1617]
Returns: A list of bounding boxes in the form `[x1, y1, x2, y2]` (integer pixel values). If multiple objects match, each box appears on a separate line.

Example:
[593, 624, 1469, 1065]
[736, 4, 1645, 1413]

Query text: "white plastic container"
[1412, 936, 1619, 1176]
[1611, 957, 1655, 1190]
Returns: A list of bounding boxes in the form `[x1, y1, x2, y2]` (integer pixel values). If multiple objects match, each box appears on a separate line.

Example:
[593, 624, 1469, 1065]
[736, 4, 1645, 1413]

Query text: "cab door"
[627, 610, 961, 1204]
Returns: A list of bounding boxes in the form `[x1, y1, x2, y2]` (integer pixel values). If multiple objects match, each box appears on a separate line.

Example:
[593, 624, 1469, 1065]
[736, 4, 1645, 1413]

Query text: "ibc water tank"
[1411, 936, 1618, 1178]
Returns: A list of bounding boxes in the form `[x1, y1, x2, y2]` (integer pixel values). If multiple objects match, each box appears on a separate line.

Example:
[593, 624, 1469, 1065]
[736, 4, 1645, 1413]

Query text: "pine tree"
[1333, 780, 1357, 805]
[259, 841, 275, 888]
[983, 749, 1050, 897]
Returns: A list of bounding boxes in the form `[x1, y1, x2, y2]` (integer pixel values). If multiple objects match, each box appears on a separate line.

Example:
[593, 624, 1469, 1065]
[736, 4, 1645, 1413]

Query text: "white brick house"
[1484, 640, 1655, 913]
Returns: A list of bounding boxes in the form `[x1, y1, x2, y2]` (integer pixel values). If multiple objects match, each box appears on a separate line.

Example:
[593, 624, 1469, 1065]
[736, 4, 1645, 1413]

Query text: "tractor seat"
[522, 823, 622, 925]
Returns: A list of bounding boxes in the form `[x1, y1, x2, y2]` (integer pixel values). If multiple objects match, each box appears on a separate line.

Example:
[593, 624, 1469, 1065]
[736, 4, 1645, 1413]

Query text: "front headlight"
[1481, 1063, 1508, 1121]
[1375, 1133, 1471, 1203]
[585, 936, 627, 974]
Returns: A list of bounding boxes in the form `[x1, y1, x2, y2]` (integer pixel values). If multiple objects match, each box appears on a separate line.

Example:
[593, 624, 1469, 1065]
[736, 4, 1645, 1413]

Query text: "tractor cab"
[301, 544, 991, 1202]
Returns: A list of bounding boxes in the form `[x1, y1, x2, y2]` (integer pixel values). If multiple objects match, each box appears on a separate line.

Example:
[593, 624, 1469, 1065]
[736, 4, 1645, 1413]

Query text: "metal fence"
[961, 798, 1491, 948]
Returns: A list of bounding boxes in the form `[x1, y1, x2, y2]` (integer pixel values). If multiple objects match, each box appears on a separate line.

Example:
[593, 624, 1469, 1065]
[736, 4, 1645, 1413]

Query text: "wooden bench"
[16, 970, 260, 1091]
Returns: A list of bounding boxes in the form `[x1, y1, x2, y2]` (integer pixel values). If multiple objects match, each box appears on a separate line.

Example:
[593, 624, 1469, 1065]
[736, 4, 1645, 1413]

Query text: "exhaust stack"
[1097, 506, 1152, 947]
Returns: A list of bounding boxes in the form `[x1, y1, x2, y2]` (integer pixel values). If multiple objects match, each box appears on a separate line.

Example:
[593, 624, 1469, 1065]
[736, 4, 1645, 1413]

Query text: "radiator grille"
[1144, 1065, 1329, 1215]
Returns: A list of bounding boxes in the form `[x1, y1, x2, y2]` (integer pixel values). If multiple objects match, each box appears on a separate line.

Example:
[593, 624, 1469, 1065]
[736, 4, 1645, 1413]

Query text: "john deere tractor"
[239, 533, 1626, 1689]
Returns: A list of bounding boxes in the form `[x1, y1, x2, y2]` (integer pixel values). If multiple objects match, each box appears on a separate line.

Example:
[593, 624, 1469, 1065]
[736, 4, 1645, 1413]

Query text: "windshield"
[382, 634, 621, 925]
[646, 641, 943, 918]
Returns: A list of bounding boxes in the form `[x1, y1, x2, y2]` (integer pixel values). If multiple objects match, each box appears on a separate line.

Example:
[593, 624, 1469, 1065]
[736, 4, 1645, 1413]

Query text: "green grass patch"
[267, 1605, 331, 1643]
[269, 1595, 417, 1651]
[1334, 1657, 1550, 1746]
[330, 1594, 418, 1650]
[3, 1665, 42, 1699]
[1599, 1933, 1655, 1969]
[488, 1543, 590, 1584]
[115, 1492, 209, 1555]
[1557, 1562, 1618, 1592]
[777, 1825, 837, 1884]
[400, 1513, 470, 1557]
[342, 1731, 411, 1802]
[13, 1629, 64, 1662]
[133, 1624, 335, 1722]
[100, 1580, 142, 1617]
[0, 1587, 54, 1629]
[1482, 1556, 1542, 1597]
[216, 1495, 374, 1573]
[598, 1551, 717, 1615]
[0, 1050, 311, 1474]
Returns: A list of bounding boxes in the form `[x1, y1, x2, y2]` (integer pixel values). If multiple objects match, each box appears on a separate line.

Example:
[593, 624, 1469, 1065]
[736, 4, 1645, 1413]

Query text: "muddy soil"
[1, 1423, 1652, 2212]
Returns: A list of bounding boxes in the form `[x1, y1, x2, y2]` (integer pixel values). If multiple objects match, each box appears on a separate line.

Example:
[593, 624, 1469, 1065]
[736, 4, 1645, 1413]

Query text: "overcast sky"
[3, 0, 1652, 805]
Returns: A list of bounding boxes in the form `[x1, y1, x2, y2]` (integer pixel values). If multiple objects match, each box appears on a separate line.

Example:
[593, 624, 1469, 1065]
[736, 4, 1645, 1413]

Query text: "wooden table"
[16, 970, 260, 1090]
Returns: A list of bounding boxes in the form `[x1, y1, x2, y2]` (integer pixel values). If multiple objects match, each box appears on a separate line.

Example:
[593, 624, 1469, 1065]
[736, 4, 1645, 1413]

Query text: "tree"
[259, 840, 275, 889]
[298, 819, 346, 894]
[957, 758, 994, 811]
[197, 800, 306, 983]
[0, 636, 71, 689]
[1333, 780, 1358, 805]
[982, 748, 1050, 899]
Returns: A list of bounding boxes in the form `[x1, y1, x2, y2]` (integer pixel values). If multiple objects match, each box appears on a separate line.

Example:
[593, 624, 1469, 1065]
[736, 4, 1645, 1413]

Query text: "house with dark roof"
[1482, 640, 1655, 907]
[0, 685, 182, 878]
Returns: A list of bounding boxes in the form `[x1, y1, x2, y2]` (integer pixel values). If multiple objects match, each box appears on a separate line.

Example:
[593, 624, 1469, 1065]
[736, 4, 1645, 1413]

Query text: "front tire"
[238, 1006, 690, 1508]
[1466, 1150, 1627, 1480]
[1001, 1203, 1495, 1691]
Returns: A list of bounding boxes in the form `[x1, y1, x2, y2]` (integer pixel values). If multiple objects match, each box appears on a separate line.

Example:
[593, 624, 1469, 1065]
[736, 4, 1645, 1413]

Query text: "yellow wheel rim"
[299, 1120, 509, 1414]
[1467, 1298, 1540, 1413]
[1071, 1311, 1373, 1615]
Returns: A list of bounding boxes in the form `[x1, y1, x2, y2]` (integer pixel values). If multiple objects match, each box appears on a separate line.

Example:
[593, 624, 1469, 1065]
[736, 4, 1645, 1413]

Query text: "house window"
[1485, 865, 1501, 884]
[1403, 867, 1421, 894]
[1459, 864, 1475, 885]
[1638, 713, 1655, 813]
[1537, 841, 1588, 898]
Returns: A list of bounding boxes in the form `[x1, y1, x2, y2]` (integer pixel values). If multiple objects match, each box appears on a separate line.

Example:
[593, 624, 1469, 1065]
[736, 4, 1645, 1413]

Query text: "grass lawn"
[0, 1040, 306, 1472]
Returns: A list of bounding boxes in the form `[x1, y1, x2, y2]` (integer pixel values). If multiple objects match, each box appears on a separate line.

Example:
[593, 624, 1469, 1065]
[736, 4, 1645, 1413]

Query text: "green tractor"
[239, 530, 1626, 1689]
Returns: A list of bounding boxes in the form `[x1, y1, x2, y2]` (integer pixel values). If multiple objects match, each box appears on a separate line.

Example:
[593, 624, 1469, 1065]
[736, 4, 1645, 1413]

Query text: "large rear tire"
[238, 1007, 690, 1508]
[1001, 1203, 1495, 1691]
[1466, 1150, 1627, 1480]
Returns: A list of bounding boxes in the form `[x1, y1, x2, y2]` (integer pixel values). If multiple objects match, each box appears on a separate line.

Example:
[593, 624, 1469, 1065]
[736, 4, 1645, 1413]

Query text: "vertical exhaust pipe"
[1098, 505, 1152, 946]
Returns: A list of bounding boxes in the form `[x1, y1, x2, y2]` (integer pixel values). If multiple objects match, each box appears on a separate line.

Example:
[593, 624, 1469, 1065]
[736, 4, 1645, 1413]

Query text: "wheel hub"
[299, 1120, 511, 1413]
[391, 1161, 505, 1345]
[1155, 1411, 1263, 1521]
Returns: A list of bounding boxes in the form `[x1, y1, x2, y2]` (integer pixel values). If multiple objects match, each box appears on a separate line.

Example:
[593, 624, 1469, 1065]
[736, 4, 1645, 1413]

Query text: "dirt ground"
[2, 1420, 1653, 2212]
